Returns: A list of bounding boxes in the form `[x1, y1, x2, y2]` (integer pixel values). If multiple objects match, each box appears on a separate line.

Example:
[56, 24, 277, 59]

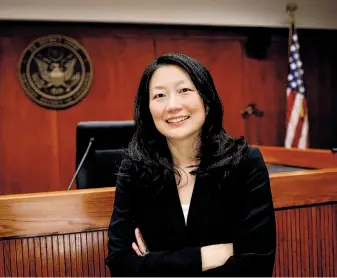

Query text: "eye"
[180, 88, 191, 93]
[153, 93, 165, 99]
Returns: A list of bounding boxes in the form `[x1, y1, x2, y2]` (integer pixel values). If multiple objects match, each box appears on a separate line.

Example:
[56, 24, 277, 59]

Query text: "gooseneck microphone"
[67, 137, 95, 190]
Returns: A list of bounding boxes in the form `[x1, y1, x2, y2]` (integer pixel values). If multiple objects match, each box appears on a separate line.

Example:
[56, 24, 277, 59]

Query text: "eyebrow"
[150, 80, 188, 91]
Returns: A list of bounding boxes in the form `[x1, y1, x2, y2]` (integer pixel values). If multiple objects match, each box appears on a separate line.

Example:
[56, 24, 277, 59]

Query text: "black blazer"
[105, 146, 276, 276]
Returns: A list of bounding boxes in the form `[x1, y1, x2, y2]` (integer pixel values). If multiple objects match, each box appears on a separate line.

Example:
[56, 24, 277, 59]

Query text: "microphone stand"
[241, 104, 264, 145]
[67, 138, 95, 190]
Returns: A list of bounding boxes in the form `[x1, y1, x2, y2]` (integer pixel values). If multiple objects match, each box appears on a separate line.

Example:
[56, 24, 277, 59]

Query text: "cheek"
[184, 98, 205, 116]
[149, 103, 164, 120]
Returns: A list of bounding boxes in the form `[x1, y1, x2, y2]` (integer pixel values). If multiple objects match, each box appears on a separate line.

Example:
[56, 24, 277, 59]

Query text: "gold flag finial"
[286, 3, 297, 23]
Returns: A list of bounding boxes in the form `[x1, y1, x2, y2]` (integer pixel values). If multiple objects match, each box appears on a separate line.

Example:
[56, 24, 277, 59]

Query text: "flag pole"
[286, 3, 297, 55]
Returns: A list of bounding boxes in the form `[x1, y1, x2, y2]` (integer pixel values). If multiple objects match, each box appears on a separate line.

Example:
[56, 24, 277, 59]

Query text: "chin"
[165, 130, 199, 141]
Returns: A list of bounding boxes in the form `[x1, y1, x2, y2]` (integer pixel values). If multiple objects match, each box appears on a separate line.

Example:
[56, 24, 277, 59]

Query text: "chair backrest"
[75, 121, 135, 189]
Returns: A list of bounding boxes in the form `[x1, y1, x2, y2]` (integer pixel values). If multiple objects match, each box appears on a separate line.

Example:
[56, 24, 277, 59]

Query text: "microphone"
[241, 104, 264, 119]
[331, 148, 337, 154]
[67, 137, 95, 190]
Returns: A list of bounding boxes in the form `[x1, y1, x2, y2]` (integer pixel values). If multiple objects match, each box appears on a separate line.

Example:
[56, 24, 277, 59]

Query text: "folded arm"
[204, 147, 277, 276]
[105, 174, 202, 276]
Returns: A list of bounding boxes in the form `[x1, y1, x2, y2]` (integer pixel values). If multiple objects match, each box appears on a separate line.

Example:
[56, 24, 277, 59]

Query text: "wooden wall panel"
[0, 231, 110, 277]
[242, 38, 288, 146]
[1, 204, 336, 277]
[273, 204, 337, 277]
[0, 26, 155, 194]
[0, 36, 61, 194]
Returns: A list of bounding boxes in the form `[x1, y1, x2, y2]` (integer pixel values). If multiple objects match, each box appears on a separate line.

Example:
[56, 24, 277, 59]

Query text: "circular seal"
[19, 35, 93, 109]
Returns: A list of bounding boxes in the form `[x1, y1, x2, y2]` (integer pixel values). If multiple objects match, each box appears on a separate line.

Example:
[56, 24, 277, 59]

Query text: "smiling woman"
[105, 53, 276, 276]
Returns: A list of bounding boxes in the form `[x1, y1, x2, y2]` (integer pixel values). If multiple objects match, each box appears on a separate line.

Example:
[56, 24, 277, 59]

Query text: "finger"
[132, 242, 143, 256]
[135, 228, 148, 254]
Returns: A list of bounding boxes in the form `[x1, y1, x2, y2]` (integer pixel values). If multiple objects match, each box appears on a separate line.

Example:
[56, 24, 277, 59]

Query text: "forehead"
[149, 65, 193, 87]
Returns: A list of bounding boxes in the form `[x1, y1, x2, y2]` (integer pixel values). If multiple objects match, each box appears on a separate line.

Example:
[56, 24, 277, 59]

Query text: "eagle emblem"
[19, 35, 93, 109]
[33, 57, 80, 95]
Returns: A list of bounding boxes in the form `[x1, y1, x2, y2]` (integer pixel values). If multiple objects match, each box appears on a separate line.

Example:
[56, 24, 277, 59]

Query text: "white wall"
[0, 0, 336, 29]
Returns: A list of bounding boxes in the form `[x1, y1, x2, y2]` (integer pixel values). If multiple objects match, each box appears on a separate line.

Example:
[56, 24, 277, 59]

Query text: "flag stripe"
[298, 115, 309, 148]
[286, 90, 297, 125]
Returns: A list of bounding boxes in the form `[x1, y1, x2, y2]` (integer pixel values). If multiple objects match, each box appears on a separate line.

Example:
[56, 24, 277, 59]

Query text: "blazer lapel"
[187, 172, 213, 228]
[158, 176, 188, 238]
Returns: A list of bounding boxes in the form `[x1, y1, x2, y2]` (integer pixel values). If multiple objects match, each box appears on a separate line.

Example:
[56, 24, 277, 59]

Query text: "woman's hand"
[201, 243, 234, 271]
[132, 228, 149, 256]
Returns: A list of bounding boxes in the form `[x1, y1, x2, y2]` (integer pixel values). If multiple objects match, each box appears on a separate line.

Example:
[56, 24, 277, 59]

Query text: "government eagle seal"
[19, 35, 93, 109]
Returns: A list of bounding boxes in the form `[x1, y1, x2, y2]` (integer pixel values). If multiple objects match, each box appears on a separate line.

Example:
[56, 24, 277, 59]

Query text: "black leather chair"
[75, 121, 135, 189]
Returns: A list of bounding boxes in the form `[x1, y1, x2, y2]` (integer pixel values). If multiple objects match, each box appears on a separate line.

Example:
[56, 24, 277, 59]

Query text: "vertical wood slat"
[75, 233, 83, 277]
[92, 231, 100, 277]
[58, 235, 66, 277]
[0, 241, 4, 277]
[98, 231, 106, 277]
[69, 233, 77, 276]
[9, 240, 17, 276]
[28, 238, 36, 276]
[3, 241, 10, 277]
[81, 233, 88, 276]
[1, 204, 337, 277]
[22, 238, 29, 277]
[63, 234, 72, 277]
[40, 237, 48, 277]
[46, 236, 53, 276]
[34, 237, 41, 277]
[52, 235, 60, 277]
[15, 239, 23, 277]
[86, 232, 94, 277]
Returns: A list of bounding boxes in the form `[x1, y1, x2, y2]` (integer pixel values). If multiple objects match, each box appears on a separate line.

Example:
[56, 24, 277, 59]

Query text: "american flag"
[284, 23, 309, 149]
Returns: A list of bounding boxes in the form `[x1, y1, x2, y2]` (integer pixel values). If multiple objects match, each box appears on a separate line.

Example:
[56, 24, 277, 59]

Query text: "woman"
[105, 53, 276, 276]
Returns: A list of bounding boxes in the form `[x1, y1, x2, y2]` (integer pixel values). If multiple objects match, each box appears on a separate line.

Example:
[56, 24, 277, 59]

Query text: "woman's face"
[149, 65, 206, 142]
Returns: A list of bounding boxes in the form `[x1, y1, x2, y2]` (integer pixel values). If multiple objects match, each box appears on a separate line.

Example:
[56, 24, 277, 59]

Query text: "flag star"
[296, 43, 300, 49]
[294, 72, 299, 77]
[297, 61, 302, 67]
[291, 81, 297, 88]
[291, 63, 296, 70]
[289, 57, 293, 63]
[288, 74, 293, 81]
[300, 69, 304, 75]
[291, 45, 296, 52]
[299, 87, 305, 93]
[292, 34, 298, 41]
[294, 53, 299, 59]
[297, 79, 302, 85]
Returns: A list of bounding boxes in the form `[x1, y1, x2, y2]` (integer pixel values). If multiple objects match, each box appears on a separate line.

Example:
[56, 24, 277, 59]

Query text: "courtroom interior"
[0, 0, 337, 277]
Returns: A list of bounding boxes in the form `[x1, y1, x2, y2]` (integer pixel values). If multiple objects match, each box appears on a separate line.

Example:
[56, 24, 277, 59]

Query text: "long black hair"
[119, 53, 248, 191]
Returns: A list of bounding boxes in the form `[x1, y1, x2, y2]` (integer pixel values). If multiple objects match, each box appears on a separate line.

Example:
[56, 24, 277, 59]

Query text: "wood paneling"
[0, 188, 114, 239]
[242, 39, 289, 146]
[270, 169, 337, 208]
[0, 231, 110, 277]
[1, 204, 336, 277]
[0, 25, 155, 195]
[273, 204, 337, 277]
[259, 145, 337, 168]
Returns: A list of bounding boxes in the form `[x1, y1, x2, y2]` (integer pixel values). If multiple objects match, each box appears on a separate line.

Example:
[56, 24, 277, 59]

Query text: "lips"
[166, 116, 190, 123]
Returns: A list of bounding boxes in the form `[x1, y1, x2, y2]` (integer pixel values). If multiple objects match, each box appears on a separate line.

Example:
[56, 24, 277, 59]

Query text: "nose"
[166, 93, 182, 113]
